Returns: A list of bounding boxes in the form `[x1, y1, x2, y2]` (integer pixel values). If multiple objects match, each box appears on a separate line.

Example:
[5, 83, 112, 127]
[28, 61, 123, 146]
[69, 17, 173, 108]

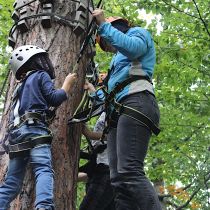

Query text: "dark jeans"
[107, 91, 162, 210]
[79, 164, 115, 210]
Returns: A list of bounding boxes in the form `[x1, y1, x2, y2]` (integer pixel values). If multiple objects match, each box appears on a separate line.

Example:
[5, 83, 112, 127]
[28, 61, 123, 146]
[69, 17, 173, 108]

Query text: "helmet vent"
[17, 56, 23, 61]
[9, 45, 47, 79]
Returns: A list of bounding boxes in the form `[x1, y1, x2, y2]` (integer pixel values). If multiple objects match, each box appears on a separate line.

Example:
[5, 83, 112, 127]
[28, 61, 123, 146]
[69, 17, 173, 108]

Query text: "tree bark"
[0, 0, 90, 209]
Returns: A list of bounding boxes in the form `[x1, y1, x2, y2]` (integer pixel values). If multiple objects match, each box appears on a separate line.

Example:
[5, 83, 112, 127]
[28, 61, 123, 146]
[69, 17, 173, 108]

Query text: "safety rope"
[73, 0, 103, 67]
[68, 0, 104, 122]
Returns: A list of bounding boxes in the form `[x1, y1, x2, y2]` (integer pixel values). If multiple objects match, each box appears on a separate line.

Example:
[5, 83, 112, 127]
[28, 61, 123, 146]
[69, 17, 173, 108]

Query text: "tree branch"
[154, 41, 210, 76]
[161, 0, 200, 19]
[160, 31, 209, 41]
[176, 60, 210, 76]
[158, 194, 172, 200]
[176, 187, 201, 209]
[192, 0, 210, 37]
[161, 185, 200, 210]
[164, 199, 179, 208]
[163, 171, 209, 209]
[182, 183, 193, 191]
[204, 171, 210, 206]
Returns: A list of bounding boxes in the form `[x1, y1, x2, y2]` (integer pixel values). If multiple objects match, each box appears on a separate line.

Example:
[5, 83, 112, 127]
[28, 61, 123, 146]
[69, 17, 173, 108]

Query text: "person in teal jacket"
[92, 9, 162, 210]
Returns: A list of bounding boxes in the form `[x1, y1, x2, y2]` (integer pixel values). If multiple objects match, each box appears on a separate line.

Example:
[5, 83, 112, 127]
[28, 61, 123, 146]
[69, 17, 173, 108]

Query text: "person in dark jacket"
[79, 112, 115, 210]
[0, 45, 77, 210]
[91, 9, 162, 210]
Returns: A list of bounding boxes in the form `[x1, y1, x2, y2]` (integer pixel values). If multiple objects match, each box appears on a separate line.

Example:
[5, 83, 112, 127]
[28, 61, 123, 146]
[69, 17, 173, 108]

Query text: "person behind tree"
[0, 45, 77, 210]
[78, 82, 115, 210]
[91, 9, 162, 210]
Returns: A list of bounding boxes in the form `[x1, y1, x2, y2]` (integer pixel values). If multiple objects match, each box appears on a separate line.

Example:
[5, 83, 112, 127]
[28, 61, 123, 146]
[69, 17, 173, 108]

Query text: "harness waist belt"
[9, 112, 48, 130]
[106, 75, 151, 103]
[114, 101, 160, 135]
[8, 135, 52, 153]
[103, 76, 160, 135]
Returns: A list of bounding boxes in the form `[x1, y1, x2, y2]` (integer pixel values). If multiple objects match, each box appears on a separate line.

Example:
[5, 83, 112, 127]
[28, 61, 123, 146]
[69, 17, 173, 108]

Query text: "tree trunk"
[0, 0, 91, 209]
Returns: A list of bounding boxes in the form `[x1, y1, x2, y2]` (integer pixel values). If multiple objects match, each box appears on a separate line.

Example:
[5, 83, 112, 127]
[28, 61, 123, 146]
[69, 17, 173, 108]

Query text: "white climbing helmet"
[9, 45, 47, 79]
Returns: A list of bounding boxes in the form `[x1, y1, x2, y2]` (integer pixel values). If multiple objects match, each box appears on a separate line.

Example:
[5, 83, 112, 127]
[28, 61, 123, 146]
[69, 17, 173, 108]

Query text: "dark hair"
[112, 20, 130, 33]
[18, 53, 55, 79]
[100, 38, 109, 51]
[98, 19, 131, 52]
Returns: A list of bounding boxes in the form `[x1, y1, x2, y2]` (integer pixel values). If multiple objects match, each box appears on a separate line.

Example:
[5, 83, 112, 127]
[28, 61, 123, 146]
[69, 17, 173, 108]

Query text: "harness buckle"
[13, 117, 20, 127]
[8, 143, 21, 153]
[27, 118, 35, 125]
[106, 90, 116, 103]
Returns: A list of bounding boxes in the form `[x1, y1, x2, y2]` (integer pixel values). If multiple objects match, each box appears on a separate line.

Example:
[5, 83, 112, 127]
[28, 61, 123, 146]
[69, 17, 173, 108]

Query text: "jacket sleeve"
[40, 72, 67, 107]
[98, 22, 151, 60]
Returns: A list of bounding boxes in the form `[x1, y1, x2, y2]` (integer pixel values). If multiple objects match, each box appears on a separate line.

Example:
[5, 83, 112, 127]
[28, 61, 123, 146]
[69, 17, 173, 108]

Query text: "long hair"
[112, 20, 131, 33]
[18, 53, 55, 79]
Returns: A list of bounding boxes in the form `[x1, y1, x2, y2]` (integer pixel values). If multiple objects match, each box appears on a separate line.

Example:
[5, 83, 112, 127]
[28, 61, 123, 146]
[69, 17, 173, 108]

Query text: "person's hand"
[82, 123, 90, 137]
[84, 80, 96, 94]
[77, 172, 88, 182]
[62, 73, 77, 93]
[92, 9, 106, 26]
[65, 73, 77, 89]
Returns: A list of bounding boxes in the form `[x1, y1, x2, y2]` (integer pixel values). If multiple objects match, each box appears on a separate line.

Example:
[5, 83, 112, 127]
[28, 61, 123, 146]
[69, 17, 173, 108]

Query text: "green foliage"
[0, 0, 13, 111]
[93, 0, 210, 209]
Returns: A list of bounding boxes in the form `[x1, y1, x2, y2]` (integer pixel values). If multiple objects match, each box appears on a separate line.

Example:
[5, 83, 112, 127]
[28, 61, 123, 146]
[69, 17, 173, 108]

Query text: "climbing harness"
[102, 75, 161, 136]
[0, 72, 53, 156]
[69, 70, 160, 135]
[68, 101, 105, 124]
[68, 60, 105, 124]
[86, 60, 99, 86]
[8, 111, 54, 130]
[8, 135, 52, 153]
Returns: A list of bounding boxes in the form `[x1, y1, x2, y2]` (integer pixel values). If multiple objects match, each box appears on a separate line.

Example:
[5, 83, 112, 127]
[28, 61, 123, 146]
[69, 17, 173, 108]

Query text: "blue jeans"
[107, 91, 162, 210]
[0, 123, 54, 210]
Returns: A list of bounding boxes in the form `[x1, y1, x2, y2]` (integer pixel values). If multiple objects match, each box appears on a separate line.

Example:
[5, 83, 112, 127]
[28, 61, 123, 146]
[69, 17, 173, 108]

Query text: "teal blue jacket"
[98, 22, 156, 101]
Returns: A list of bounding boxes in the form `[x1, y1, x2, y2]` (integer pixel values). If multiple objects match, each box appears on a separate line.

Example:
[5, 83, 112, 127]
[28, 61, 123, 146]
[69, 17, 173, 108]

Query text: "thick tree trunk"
[0, 0, 91, 209]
